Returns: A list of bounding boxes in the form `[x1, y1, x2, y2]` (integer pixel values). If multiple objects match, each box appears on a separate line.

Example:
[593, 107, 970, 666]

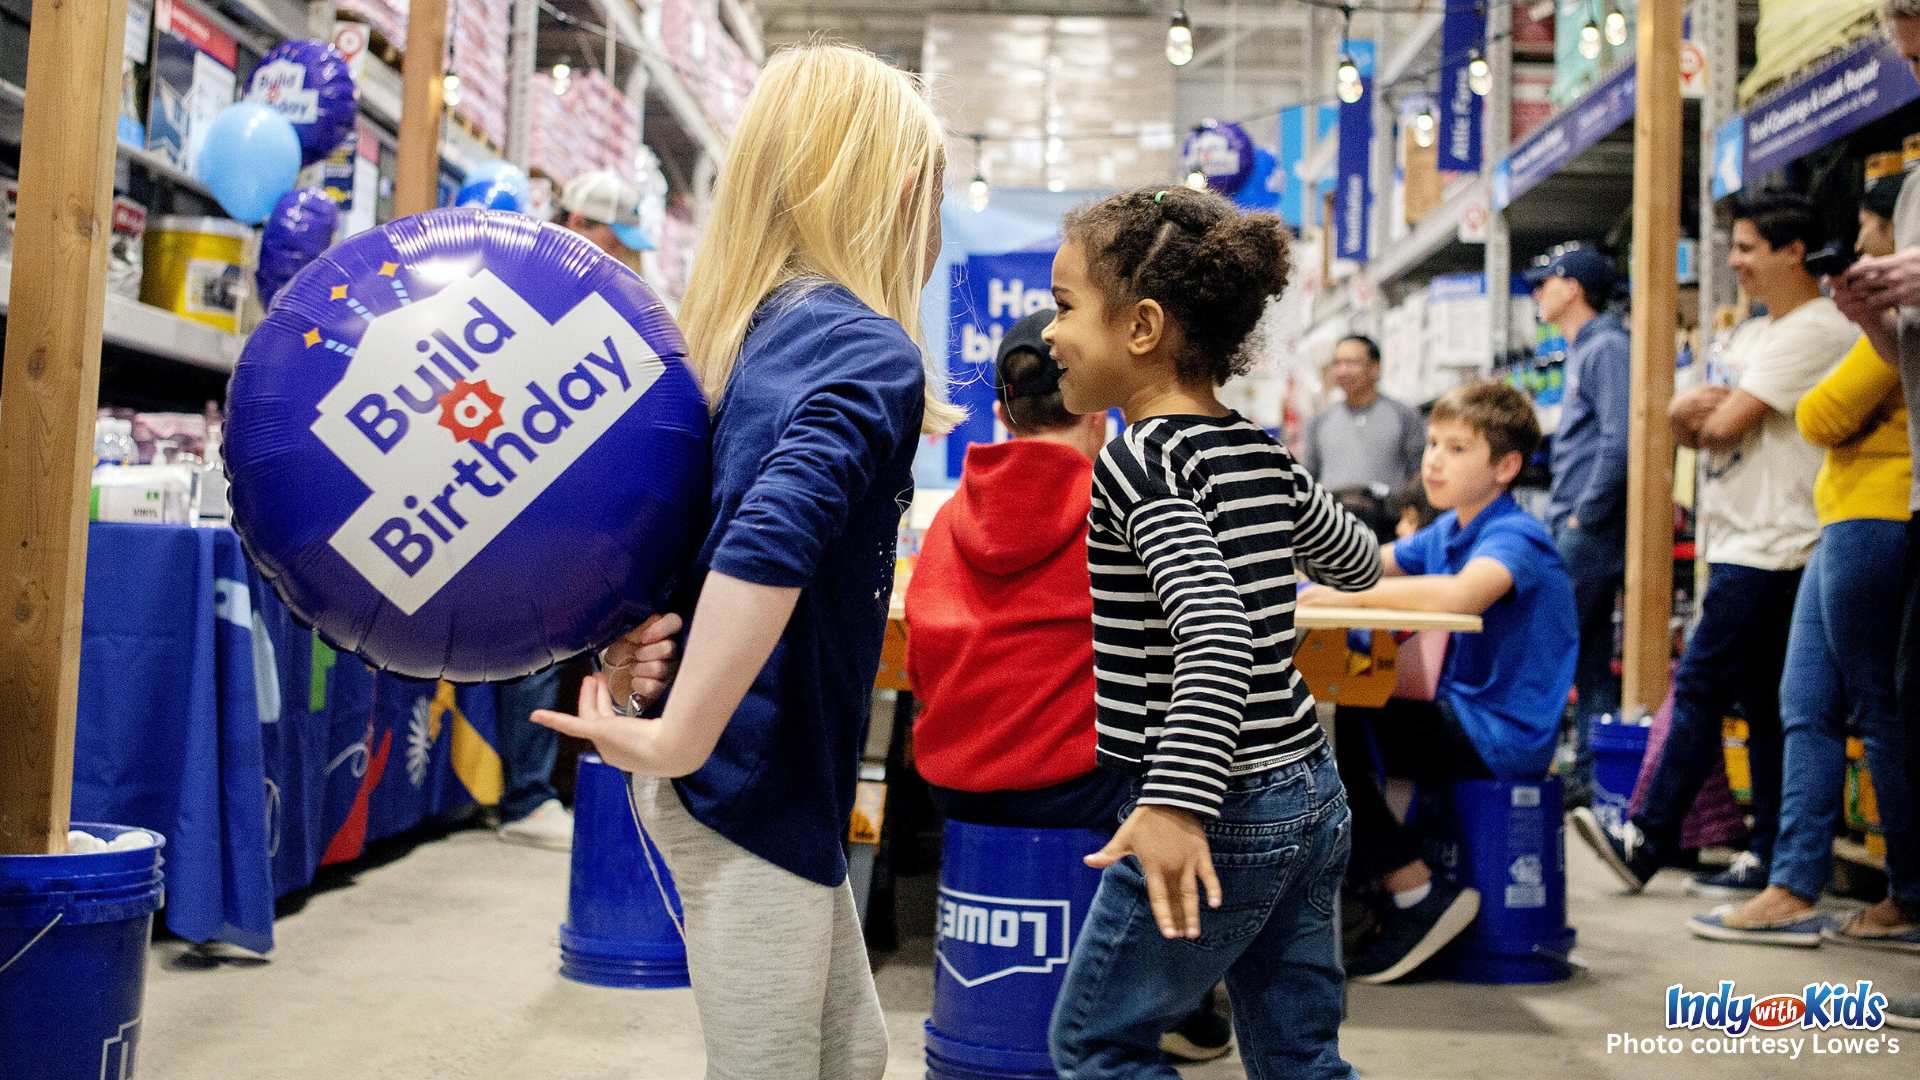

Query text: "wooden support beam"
[394, 0, 449, 218]
[0, 0, 130, 855]
[1623, 0, 1682, 719]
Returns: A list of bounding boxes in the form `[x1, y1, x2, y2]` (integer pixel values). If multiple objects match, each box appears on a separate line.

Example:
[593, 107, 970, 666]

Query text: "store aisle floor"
[139, 825, 1913, 1079]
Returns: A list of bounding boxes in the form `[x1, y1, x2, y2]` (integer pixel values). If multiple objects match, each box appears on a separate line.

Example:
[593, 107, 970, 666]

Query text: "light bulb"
[442, 72, 461, 107]
[1604, 9, 1630, 48]
[1412, 110, 1437, 149]
[1185, 169, 1207, 191]
[1167, 11, 1194, 67]
[1337, 59, 1365, 105]
[968, 176, 990, 213]
[1047, 176, 1067, 193]
[552, 61, 571, 82]
[1468, 51, 1493, 97]
[1579, 20, 1603, 60]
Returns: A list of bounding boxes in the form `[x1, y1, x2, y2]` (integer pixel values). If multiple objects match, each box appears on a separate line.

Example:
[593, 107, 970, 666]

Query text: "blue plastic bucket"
[1419, 779, 1574, 984]
[1, 823, 166, 1080]
[925, 822, 1105, 1080]
[1590, 717, 1650, 834]
[558, 754, 689, 989]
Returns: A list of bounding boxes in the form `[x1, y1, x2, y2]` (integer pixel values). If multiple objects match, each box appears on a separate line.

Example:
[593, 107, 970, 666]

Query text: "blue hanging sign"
[1494, 60, 1637, 210]
[1438, 4, 1485, 173]
[1336, 40, 1376, 263]
[1711, 116, 1745, 199]
[945, 251, 1057, 478]
[1737, 39, 1920, 191]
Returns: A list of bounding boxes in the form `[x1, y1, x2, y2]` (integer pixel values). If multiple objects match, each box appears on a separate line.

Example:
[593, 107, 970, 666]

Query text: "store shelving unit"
[0, 258, 243, 373]
[0, 0, 748, 382]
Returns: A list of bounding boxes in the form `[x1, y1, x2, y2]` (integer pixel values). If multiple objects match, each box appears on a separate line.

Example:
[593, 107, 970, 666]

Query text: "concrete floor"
[139, 827, 1914, 1079]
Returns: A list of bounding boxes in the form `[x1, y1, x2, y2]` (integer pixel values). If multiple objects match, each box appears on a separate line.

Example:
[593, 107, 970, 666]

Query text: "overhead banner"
[1493, 59, 1636, 210]
[1716, 38, 1920, 199]
[945, 250, 1057, 478]
[1336, 40, 1376, 264]
[1438, 3, 1485, 173]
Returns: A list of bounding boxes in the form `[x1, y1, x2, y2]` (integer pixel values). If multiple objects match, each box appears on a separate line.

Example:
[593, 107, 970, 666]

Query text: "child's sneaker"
[1883, 994, 1920, 1032]
[1568, 806, 1657, 892]
[1346, 879, 1480, 985]
[1685, 851, 1767, 899]
[1159, 999, 1233, 1063]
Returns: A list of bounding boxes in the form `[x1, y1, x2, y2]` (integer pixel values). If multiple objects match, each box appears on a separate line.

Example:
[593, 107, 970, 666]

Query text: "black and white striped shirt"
[1088, 412, 1383, 817]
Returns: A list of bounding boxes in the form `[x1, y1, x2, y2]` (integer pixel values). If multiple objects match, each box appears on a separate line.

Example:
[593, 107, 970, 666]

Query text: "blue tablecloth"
[71, 523, 501, 953]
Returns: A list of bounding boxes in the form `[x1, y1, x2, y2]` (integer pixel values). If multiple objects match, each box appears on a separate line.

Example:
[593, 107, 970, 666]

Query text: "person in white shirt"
[1571, 192, 1859, 899]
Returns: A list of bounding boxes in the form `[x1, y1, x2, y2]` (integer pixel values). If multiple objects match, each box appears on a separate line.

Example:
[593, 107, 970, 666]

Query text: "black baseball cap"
[995, 310, 1062, 401]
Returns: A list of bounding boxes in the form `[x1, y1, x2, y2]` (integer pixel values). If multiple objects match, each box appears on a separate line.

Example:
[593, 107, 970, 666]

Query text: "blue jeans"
[496, 668, 560, 822]
[1633, 563, 1800, 865]
[1555, 520, 1625, 794]
[1049, 745, 1354, 1080]
[1773, 522, 1919, 909]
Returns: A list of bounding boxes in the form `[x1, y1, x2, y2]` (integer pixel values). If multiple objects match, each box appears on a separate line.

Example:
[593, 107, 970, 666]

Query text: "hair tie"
[1154, 190, 1168, 204]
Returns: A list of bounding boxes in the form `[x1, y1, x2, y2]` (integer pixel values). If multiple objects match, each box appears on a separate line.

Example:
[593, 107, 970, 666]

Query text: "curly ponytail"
[1061, 185, 1291, 385]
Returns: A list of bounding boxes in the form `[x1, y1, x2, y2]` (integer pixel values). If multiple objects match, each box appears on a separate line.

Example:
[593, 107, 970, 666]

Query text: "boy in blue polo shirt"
[1301, 381, 1577, 985]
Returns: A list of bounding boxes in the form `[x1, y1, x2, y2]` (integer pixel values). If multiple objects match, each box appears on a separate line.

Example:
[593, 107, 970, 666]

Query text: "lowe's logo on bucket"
[311, 268, 663, 615]
[935, 887, 1073, 988]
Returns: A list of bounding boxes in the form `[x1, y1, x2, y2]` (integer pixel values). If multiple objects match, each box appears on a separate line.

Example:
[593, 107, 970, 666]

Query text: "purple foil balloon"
[257, 188, 341, 307]
[246, 40, 359, 166]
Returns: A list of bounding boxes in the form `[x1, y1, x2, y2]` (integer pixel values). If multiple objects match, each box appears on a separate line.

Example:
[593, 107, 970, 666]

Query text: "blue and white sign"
[1494, 59, 1637, 210]
[1336, 40, 1377, 263]
[1727, 39, 1920, 197]
[1712, 116, 1746, 199]
[945, 250, 1056, 478]
[1438, 3, 1485, 173]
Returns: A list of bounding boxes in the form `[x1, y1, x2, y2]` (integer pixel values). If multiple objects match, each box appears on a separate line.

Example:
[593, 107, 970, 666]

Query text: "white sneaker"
[499, 798, 574, 851]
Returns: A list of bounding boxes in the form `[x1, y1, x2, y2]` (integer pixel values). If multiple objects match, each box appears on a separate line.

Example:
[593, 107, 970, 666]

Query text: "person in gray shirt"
[1301, 335, 1426, 495]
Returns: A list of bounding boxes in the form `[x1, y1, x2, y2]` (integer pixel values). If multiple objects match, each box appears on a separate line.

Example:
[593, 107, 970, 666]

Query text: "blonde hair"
[676, 44, 964, 434]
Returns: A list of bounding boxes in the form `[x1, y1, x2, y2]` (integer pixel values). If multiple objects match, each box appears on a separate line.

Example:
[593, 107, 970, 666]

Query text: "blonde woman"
[535, 44, 960, 1078]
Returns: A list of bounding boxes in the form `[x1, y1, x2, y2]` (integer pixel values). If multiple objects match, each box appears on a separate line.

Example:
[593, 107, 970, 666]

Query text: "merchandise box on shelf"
[147, 0, 239, 173]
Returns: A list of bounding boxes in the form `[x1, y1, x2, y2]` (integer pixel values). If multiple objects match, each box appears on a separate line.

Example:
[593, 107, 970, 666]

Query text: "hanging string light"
[1184, 168, 1208, 191]
[1167, 7, 1195, 67]
[1412, 106, 1437, 149]
[1604, 6, 1630, 48]
[1578, 4, 1604, 61]
[968, 136, 990, 213]
[442, 72, 463, 107]
[551, 59, 573, 95]
[1335, 6, 1364, 105]
[1467, 48, 1492, 97]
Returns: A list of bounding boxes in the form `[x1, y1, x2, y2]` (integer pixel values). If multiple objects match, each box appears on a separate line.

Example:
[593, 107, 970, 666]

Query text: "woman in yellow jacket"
[1689, 323, 1917, 948]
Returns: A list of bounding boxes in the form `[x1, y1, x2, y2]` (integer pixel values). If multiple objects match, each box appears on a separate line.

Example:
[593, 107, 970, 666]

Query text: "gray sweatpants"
[630, 777, 889, 1080]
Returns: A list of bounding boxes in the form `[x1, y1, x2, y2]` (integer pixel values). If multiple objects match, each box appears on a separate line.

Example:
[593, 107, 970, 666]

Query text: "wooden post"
[394, 0, 449, 217]
[1623, 0, 1682, 719]
[0, 0, 130, 855]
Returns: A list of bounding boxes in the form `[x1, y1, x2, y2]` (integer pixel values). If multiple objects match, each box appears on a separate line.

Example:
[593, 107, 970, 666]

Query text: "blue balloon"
[455, 178, 528, 214]
[462, 161, 533, 209]
[197, 103, 302, 224]
[225, 208, 711, 681]
[246, 40, 359, 166]
[257, 188, 341, 306]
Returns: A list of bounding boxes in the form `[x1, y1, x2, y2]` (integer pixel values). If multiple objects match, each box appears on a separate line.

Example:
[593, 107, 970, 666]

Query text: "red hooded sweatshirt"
[906, 438, 1097, 792]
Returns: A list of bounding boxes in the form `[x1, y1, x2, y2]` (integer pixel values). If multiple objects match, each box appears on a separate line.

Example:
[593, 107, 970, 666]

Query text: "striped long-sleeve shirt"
[1088, 412, 1383, 817]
